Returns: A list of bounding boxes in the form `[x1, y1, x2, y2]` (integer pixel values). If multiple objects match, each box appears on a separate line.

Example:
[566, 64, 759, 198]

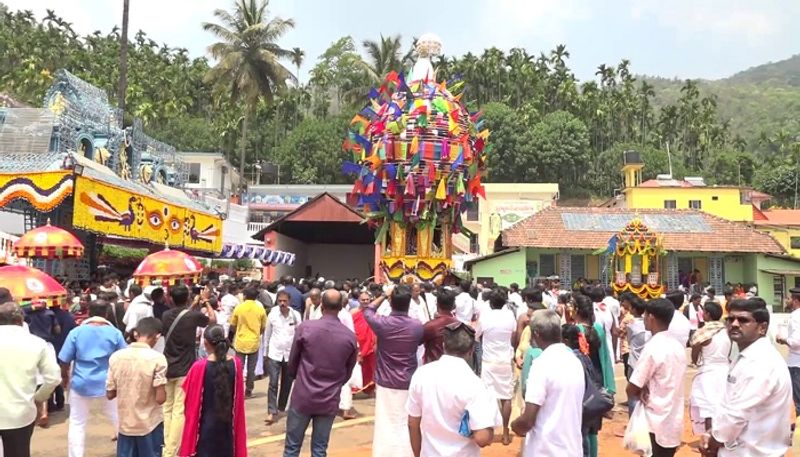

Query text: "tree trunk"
[239, 110, 249, 195]
[117, 0, 130, 119]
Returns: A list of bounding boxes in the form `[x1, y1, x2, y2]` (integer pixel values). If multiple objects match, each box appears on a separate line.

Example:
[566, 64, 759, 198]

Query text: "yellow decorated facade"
[73, 176, 222, 253]
[610, 217, 665, 299]
[0, 172, 74, 213]
[383, 223, 452, 282]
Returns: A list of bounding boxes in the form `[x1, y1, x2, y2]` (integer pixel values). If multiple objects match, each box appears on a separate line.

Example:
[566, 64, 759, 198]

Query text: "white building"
[178, 152, 252, 246]
[178, 151, 242, 198]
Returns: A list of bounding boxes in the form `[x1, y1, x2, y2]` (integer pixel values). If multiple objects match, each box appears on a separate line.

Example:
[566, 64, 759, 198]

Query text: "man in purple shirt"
[283, 288, 357, 457]
[363, 284, 424, 457]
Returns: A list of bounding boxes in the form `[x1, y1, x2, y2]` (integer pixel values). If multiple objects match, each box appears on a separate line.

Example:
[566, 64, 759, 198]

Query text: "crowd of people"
[0, 272, 797, 457]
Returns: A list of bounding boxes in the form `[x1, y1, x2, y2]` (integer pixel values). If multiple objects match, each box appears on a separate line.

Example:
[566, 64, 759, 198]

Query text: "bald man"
[0, 301, 61, 457]
[304, 288, 323, 321]
[284, 289, 358, 457]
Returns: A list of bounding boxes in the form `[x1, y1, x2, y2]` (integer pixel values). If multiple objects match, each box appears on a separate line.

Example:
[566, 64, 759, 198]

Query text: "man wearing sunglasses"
[406, 320, 500, 457]
[701, 298, 791, 457]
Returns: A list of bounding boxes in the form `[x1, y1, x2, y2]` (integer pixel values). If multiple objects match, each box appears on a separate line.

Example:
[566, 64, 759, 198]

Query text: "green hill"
[726, 54, 800, 86]
[644, 54, 800, 143]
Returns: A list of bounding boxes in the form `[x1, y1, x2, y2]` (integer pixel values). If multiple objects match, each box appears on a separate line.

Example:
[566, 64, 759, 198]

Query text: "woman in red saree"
[179, 325, 247, 457]
[352, 291, 377, 395]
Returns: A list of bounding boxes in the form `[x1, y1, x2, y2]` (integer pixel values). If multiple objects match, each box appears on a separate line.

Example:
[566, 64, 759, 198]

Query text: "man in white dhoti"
[476, 288, 518, 445]
[337, 297, 359, 419]
[689, 302, 731, 434]
[363, 285, 424, 457]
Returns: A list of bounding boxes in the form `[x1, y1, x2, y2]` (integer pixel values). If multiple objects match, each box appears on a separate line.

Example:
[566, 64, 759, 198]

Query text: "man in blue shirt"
[58, 300, 126, 457]
[281, 276, 305, 316]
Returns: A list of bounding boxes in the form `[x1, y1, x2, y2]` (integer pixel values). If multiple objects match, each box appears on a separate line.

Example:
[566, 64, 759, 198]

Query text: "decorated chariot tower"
[343, 35, 489, 283]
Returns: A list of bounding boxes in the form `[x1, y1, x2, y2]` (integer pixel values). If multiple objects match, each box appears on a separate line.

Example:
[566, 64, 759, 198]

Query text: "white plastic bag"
[349, 360, 363, 389]
[623, 402, 653, 456]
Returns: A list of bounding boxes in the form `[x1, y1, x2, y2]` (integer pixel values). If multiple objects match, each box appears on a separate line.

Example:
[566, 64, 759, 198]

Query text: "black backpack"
[580, 354, 614, 421]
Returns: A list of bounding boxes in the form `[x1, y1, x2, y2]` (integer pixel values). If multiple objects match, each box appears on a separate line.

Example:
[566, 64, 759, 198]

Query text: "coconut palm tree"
[117, 0, 130, 116]
[203, 0, 296, 188]
[360, 34, 404, 82]
[290, 46, 304, 84]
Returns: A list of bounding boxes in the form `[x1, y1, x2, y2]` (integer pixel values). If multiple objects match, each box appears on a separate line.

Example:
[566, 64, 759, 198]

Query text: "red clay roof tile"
[501, 207, 784, 254]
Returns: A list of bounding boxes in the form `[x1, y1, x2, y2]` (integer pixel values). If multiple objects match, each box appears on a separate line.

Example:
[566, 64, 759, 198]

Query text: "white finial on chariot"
[410, 33, 442, 82]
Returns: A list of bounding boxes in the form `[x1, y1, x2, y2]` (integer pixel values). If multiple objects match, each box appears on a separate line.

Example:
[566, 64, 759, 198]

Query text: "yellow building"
[460, 183, 559, 256]
[753, 209, 800, 258]
[606, 151, 769, 222]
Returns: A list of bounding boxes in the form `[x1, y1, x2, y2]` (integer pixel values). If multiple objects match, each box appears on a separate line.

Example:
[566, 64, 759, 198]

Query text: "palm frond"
[202, 22, 239, 45]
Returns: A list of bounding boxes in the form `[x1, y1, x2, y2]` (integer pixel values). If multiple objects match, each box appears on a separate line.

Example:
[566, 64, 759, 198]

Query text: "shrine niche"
[610, 217, 665, 299]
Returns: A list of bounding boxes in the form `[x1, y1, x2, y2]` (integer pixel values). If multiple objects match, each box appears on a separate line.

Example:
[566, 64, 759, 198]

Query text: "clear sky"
[4, 0, 799, 82]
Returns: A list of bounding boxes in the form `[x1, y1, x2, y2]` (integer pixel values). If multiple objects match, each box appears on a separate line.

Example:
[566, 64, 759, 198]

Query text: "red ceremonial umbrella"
[133, 248, 203, 286]
[13, 220, 84, 259]
[0, 265, 68, 308]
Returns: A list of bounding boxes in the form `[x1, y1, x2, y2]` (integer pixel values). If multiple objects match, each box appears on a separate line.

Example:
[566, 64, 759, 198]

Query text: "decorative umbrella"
[133, 248, 203, 286]
[0, 265, 68, 308]
[13, 220, 84, 259]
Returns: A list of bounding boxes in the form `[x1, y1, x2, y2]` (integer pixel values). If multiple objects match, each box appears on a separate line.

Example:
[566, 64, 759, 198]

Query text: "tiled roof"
[502, 206, 785, 254]
[753, 209, 800, 226]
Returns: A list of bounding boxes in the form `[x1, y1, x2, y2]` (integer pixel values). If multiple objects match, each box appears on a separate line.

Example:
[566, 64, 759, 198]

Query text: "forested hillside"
[1, 3, 799, 205]
[645, 55, 800, 150]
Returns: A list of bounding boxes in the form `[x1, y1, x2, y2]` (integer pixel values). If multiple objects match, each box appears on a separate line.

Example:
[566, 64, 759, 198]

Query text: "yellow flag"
[436, 177, 447, 200]
[410, 136, 419, 154]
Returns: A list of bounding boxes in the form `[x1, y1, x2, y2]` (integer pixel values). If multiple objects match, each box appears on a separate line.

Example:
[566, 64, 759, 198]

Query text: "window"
[187, 163, 201, 184]
[712, 196, 719, 201]
[664, 200, 677, 209]
[689, 200, 702, 209]
[774, 275, 785, 310]
[570, 255, 585, 280]
[791, 237, 800, 249]
[539, 254, 556, 277]
[465, 200, 479, 221]
[469, 234, 479, 253]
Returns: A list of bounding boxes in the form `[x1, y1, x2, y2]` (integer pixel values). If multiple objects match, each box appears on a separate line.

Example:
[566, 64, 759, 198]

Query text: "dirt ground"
[27, 358, 787, 457]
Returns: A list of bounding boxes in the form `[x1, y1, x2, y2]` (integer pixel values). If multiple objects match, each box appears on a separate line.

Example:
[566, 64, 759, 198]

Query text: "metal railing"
[247, 222, 270, 234]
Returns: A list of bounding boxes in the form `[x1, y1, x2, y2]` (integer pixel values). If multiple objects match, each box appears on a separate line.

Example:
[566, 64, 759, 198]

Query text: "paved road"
[29, 345, 793, 456]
